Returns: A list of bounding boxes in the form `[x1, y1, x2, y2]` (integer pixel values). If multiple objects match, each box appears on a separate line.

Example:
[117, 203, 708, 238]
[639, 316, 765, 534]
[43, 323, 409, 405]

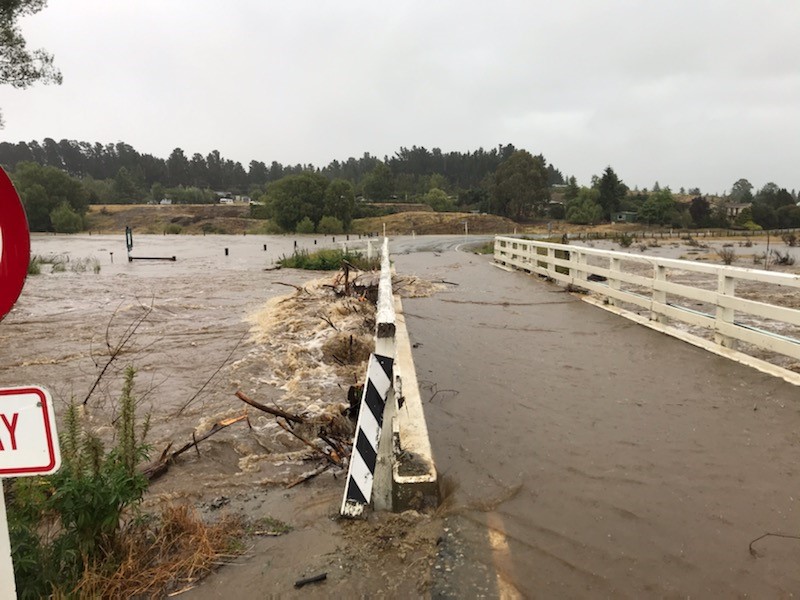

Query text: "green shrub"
[246, 220, 282, 235]
[295, 217, 315, 234]
[250, 203, 270, 220]
[27, 256, 41, 275]
[318, 216, 344, 234]
[163, 224, 182, 234]
[471, 241, 494, 255]
[201, 222, 227, 234]
[50, 201, 84, 233]
[278, 248, 380, 270]
[7, 367, 150, 597]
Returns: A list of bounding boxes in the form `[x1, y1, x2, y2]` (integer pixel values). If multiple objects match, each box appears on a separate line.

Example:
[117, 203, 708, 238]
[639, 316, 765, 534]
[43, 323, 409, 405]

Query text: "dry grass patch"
[76, 505, 245, 599]
[352, 211, 517, 235]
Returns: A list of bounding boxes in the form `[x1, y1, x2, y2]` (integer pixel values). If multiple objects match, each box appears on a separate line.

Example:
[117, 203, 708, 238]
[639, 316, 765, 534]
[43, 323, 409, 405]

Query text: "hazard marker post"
[340, 353, 393, 517]
[0, 167, 61, 598]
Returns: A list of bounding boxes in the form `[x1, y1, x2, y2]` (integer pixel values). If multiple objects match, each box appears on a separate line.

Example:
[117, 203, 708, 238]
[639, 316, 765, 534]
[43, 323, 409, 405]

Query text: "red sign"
[0, 167, 30, 321]
[0, 387, 60, 477]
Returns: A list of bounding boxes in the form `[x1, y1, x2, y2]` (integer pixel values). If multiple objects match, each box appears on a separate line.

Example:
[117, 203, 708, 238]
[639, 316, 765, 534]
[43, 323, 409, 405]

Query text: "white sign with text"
[1, 385, 60, 599]
[0, 386, 61, 476]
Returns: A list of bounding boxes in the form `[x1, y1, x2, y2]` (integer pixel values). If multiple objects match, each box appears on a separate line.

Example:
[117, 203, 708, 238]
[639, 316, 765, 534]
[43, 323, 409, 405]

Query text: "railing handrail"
[494, 236, 800, 374]
[494, 235, 800, 288]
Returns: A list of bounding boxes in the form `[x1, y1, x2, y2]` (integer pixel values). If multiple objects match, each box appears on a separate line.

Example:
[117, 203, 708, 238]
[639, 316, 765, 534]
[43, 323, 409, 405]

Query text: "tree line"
[0, 140, 566, 232]
[560, 170, 800, 230]
[3, 139, 798, 234]
[0, 139, 563, 202]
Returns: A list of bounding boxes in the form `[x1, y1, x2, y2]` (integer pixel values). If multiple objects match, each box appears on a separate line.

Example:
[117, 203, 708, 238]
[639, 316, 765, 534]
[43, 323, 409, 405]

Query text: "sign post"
[0, 387, 61, 598]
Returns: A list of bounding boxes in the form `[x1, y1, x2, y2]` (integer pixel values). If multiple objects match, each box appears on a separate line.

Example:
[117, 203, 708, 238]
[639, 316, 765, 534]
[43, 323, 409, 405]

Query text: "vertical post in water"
[125, 226, 133, 262]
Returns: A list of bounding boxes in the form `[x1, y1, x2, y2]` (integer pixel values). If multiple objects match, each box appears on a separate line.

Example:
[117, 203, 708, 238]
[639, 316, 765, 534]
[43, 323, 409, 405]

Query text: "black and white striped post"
[340, 352, 394, 517]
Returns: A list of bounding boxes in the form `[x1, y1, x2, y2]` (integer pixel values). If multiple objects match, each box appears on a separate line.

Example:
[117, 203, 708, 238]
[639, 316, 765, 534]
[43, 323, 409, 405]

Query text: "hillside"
[84, 204, 521, 236]
[85, 204, 260, 235]
[352, 211, 519, 235]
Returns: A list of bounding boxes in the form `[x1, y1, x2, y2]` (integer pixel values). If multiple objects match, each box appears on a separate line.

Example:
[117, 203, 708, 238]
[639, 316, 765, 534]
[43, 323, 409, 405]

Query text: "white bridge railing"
[494, 236, 800, 373]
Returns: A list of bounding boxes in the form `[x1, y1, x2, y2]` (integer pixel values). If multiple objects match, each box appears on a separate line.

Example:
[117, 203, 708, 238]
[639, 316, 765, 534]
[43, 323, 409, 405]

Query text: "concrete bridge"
[392, 239, 800, 598]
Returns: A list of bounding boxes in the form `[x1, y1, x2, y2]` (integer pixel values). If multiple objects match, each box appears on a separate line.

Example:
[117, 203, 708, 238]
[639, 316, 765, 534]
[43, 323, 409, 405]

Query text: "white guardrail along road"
[494, 236, 800, 383]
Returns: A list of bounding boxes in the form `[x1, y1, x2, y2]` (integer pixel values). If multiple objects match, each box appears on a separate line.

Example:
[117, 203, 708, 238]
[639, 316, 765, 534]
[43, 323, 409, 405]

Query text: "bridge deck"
[395, 248, 800, 598]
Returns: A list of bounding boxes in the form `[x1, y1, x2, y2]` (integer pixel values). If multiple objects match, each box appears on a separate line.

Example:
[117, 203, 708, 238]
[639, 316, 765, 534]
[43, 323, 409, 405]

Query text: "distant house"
[219, 198, 234, 205]
[611, 211, 637, 223]
[725, 202, 752, 218]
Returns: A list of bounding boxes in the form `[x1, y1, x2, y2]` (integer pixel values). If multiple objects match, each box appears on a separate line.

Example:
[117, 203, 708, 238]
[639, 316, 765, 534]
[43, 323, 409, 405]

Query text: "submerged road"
[393, 243, 800, 598]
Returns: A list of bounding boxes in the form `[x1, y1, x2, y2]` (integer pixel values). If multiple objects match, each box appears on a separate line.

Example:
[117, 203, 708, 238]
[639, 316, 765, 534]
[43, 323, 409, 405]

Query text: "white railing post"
[715, 273, 736, 349]
[575, 250, 587, 285]
[608, 257, 621, 306]
[651, 265, 667, 323]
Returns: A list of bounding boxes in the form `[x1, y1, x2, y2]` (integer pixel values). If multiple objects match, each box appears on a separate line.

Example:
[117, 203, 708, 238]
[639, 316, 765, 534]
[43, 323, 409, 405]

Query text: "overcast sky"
[2, 0, 799, 194]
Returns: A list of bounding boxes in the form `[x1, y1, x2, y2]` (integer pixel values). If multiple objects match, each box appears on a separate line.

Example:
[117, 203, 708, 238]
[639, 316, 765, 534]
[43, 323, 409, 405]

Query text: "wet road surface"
[394, 247, 800, 598]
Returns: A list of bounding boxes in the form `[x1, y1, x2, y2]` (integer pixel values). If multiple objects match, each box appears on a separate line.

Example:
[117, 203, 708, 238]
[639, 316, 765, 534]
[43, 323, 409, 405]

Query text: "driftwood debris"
[318, 313, 338, 331]
[286, 464, 331, 489]
[294, 573, 327, 588]
[235, 389, 353, 480]
[274, 281, 306, 293]
[141, 414, 248, 481]
[235, 390, 304, 424]
[275, 419, 341, 466]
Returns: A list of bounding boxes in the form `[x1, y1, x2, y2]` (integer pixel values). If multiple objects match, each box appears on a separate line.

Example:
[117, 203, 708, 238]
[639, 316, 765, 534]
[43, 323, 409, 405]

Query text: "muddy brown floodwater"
[1, 233, 450, 598]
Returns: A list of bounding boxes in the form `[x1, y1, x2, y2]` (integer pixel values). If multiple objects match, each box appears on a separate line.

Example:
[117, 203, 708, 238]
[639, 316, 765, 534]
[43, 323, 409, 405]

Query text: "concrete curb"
[391, 293, 439, 511]
[369, 238, 439, 513]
